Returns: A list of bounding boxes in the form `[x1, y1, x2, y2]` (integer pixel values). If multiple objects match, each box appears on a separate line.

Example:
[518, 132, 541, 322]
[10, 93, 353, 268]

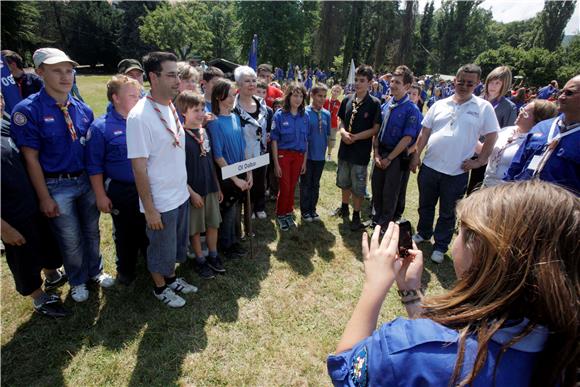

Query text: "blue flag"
[304, 76, 312, 91]
[248, 34, 258, 71]
[287, 63, 294, 81]
[1, 55, 22, 115]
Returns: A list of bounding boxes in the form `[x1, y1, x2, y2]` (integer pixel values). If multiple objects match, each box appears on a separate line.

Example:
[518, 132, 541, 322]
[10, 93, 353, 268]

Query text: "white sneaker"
[168, 277, 198, 294]
[256, 211, 267, 219]
[431, 250, 445, 264]
[412, 233, 426, 244]
[71, 284, 89, 302]
[92, 272, 115, 288]
[154, 287, 186, 308]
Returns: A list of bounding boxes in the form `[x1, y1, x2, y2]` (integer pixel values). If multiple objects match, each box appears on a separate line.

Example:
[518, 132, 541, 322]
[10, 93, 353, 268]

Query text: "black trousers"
[371, 157, 404, 226]
[107, 180, 148, 281]
[466, 164, 487, 195]
[394, 169, 411, 220]
[4, 213, 62, 296]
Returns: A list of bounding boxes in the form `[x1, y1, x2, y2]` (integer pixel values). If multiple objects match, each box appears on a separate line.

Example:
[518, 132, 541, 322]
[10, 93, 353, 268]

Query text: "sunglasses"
[519, 106, 529, 118]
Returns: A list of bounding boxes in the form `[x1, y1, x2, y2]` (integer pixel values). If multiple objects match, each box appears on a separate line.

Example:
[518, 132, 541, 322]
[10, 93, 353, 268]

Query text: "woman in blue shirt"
[271, 82, 309, 231]
[328, 180, 578, 387]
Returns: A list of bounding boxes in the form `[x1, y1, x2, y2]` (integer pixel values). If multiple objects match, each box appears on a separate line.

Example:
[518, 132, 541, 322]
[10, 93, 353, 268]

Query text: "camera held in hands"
[397, 220, 413, 258]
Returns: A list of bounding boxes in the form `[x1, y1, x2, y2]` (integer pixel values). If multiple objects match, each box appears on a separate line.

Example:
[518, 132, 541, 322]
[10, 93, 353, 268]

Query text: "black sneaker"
[228, 243, 247, 258]
[44, 269, 68, 291]
[350, 217, 364, 231]
[116, 272, 136, 286]
[207, 255, 226, 273]
[33, 295, 72, 318]
[196, 261, 216, 279]
[331, 206, 350, 219]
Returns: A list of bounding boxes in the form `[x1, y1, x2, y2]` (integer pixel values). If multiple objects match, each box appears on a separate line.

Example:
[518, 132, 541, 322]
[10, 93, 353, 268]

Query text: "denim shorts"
[336, 159, 368, 197]
[146, 200, 189, 276]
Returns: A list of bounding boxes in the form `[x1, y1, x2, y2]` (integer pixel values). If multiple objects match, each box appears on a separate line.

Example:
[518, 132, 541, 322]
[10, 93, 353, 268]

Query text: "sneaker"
[431, 250, 445, 264]
[34, 294, 72, 318]
[326, 154, 332, 161]
[350, 217, 364, 231]
[71, 284, 89, 302]
[286, 214, 297, 228]
[278, 215, 289, 231]
[256, 211, 267, 219]
[412, 233, 426, 244]
[154, 287, 186, 308]
[44, 268, 68, 291]
[331, 206, 350, 219]
[195, 261, 216, 280]
[301, 213, 313, 223]
[229, 242, 248, 257]
[91, 272, 115, 288]
[168, 277, 198, 294]
[116, 271, 136, 286]
[186, 250, 196, 259]
[311, 212, 321, 221]
[207, 255, 226, 273]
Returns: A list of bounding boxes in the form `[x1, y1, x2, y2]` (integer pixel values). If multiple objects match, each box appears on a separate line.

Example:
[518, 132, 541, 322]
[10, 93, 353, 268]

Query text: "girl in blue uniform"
[328, 180, 578, 387]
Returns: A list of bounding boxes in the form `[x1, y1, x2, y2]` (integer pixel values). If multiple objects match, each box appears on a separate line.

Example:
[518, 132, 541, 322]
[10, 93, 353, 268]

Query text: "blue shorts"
[336, 159, 368, 197]
[146, 200, 189, 276]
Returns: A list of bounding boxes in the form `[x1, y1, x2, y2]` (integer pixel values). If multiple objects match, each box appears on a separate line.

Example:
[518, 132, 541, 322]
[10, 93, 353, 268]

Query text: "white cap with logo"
[33, 48, 79, 68]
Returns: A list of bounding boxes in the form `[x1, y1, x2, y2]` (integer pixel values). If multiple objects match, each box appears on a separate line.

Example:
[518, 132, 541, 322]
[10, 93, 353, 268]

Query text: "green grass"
[1, 76, 456, 386]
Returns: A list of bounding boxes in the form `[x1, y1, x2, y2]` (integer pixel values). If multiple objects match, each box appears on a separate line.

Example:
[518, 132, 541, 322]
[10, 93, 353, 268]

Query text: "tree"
[313, 2, 350, 69]
[531, 0, 577, 51]
[139, 2, 214, 60]
[206, 2, 239, 61]
[372, 1, 399, 71]
[1, 2, 41, 60]
[342, 2, 364, 77]
[414, 1, 435, 75]
[395, 0, 418, 66]
[117, 1, 159, 61]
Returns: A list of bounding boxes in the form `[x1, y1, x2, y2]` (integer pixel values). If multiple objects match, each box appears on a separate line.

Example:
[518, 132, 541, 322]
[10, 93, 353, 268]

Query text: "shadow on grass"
[415, 242, 457, 291]
[1, 237, 271, 386]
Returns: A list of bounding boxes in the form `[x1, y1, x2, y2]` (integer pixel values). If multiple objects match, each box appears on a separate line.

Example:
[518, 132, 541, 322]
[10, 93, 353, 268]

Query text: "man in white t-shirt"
[410, 64, 499, 264]
[126, 52, 197, 308]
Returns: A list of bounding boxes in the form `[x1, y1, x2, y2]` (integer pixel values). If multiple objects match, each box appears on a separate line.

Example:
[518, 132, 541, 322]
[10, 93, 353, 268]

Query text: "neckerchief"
[56, 101, 78, 141]
[233, 95, 269, 154]
[146, 95, 182, 147]
[185, 127, 208, 157]
[347, 93, 367, 133]
[377, 94, 410, 143]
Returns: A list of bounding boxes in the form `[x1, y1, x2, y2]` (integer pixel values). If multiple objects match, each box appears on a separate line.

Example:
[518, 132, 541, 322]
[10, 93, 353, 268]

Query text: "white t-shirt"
[482, 126, 527, 187]
[126, 97, 189, 213]
[421, 95, 499, 176]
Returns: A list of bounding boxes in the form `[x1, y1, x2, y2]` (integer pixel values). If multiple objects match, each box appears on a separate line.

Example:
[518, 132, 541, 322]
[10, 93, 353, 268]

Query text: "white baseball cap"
[33, 48, 79, 68]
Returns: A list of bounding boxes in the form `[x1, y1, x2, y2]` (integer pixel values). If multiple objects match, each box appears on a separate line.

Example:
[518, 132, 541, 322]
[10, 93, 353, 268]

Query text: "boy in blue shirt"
[300, 84, 331, 222]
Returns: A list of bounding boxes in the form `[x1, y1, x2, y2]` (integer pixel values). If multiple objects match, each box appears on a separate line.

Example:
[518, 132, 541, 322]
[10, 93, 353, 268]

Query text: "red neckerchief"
[184, 127, 207, 157]
[146, 95, 182, 147]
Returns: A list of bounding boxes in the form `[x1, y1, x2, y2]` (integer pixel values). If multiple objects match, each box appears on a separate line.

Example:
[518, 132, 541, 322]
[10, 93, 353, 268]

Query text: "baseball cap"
[33, 48, 79, 68]
[118, 59, 144, 74]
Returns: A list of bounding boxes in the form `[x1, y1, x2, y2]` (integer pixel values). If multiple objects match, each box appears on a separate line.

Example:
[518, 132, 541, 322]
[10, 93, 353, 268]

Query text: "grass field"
[1, 76, 456, 386]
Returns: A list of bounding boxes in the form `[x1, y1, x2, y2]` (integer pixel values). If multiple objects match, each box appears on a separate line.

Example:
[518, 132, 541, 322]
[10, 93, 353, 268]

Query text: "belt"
[44, 171, 83, 179]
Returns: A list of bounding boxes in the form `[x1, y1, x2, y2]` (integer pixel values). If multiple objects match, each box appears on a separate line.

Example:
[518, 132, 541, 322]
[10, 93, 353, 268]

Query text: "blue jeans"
[46, 174, 102, 286]
[417, 165, 468, 252]
[299, 159, 325, 215]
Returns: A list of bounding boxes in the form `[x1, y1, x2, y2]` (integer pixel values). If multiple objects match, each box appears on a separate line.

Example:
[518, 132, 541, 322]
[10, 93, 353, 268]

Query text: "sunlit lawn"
[1, 75, 456, 386]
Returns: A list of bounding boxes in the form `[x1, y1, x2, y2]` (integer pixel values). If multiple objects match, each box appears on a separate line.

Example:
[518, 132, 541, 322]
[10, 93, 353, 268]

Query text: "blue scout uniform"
[271, 110, 309, 153]
[372, 95, 422, 226]
[505, 116, 580, 194]
[12, 87, 93, 173]
[299, 106, 331, 217]
[10, 87, 102, 288]
[85, 103, 148, 283]
[328, 317, 548, 386]
[537, 85, 556, 100]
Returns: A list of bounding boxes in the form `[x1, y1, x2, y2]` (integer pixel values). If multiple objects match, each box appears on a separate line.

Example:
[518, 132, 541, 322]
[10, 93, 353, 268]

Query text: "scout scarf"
[234, 95, 269, 154]
[185, 127, 208, 157]
[347, 93, 367, 133]
[146, 95, 182, 147]
[56, 101, 78, 141]
[377, 94, 410, 143]
[533, 118, 580, 176]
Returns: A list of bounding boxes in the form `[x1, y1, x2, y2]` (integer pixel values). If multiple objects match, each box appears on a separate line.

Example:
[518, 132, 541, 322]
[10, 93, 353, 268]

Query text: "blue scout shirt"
[271, 109, 309, 153]
[85, 103, 134, 183]
[206, 114, 246, 165]
[505, 116, 580, 194]
[328, 317, 548, 387]
[11, 87, 94, 173]
[305, 106, 331, 161]
[378, 95, 422, 150]
[204, 100, 212, 113]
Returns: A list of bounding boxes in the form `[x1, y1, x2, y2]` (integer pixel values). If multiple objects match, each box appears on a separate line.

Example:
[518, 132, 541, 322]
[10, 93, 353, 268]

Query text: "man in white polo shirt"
[410, 64, 499, 264]
[127, 52, 197, 308]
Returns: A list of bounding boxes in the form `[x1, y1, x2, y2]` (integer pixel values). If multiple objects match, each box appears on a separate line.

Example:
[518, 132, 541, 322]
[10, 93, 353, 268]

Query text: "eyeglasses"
[456, 80, 476, 87]
[558, 89, 578, 97]
[519, 106, 529, 118]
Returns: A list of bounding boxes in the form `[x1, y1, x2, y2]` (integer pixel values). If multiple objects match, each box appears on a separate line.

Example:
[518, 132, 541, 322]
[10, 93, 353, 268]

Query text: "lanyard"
[348, 94, 366, 133]
[146, 95, 182, 148]
[534, 120, 580, 176]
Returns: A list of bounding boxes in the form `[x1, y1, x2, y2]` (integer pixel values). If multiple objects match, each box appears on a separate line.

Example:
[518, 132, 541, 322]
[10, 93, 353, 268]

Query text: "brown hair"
[106, 74, 141, 103]
[456, 63, 482, 80]
[257, 81, 268, 90]
[393, 65, 414, 85]
[530, 99, 558, 124]
[485, 66, 512, 98]
[310, 83, 328, 96]
[1, 50, 24, 69]
[174, 90, 204, 116]
[421, 180, 579, 387]
[282, 82, 307, 114]
[177, 61, 199, 81]
[355, 65, 374, 82]
[210, 78, 234, 115]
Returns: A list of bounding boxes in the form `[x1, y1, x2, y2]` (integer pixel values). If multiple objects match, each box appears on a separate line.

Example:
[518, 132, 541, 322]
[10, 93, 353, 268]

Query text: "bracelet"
[397, 289, 423, 298]
[402, 297, 421, 305]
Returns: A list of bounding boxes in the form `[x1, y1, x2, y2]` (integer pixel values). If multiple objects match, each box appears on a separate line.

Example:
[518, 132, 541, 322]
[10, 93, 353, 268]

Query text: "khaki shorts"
[336, 159, 368, 197]
[189, 191, 222, 235]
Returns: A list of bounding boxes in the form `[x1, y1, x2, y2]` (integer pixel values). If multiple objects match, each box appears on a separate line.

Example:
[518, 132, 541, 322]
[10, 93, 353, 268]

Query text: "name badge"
[527, 155, 542, 171]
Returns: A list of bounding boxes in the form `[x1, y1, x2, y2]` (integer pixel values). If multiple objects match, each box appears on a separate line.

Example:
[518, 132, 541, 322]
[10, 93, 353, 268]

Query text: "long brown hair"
[282, 82, 307, 114]
[421, 181, 579, 387]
